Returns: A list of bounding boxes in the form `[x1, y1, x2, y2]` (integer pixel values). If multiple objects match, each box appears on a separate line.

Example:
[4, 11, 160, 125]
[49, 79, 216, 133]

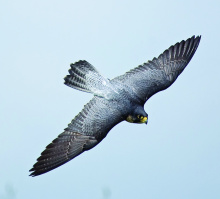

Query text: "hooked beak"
[145, 119, 148, 125]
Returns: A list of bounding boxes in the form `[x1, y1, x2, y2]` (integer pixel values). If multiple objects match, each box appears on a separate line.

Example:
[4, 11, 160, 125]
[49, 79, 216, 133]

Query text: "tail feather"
[64, 60, 114, 98]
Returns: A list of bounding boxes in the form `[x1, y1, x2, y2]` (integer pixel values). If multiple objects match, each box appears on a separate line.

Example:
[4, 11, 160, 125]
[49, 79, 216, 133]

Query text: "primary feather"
[113, 36, 201, 103]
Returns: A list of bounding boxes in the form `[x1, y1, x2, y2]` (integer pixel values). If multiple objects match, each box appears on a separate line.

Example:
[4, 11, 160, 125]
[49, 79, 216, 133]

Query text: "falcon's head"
[126, 107, 148, 124]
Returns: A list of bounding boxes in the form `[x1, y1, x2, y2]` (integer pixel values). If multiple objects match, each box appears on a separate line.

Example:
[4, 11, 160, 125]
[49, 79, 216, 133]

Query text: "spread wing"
[29, 97, 123, 176]
[113, 36, 201, 103]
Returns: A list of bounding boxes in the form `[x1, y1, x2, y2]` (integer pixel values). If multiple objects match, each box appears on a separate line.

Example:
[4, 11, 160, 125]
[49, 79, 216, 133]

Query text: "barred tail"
[64, 60, 114, 98]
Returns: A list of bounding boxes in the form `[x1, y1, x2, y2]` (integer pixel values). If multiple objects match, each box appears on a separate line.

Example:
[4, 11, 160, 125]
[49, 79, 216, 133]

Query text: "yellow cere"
[137, 115, 148, 123]
[140, 116, 148, 123]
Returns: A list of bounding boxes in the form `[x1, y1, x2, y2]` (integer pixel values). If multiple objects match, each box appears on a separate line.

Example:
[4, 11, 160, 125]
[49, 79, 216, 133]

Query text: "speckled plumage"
[30, 36, 201, 176]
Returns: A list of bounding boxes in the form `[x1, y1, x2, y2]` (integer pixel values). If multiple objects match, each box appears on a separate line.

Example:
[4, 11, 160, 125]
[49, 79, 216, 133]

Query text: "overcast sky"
[1, 0, 220, 198]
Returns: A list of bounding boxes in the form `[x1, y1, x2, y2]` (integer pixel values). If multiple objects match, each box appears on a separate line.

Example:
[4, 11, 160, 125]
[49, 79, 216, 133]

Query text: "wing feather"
[112, 36, 201, 103]
[29, 97, 123, 176]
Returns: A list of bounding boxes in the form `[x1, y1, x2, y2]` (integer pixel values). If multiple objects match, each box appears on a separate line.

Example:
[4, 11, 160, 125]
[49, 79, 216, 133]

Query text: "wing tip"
[163, 35, 201, 59]
[29, 168, 39, 177]
[29, 170, 47, 177]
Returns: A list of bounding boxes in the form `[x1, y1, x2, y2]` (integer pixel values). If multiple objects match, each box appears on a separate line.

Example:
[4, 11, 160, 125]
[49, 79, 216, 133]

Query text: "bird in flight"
[30, 36, 201, 176]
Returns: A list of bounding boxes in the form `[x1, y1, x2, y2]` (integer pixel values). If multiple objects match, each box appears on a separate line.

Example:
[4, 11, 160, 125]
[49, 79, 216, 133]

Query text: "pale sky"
[1, 0, 220, 198]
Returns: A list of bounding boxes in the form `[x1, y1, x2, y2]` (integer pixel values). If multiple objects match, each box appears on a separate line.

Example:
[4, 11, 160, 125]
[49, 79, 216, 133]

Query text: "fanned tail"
[64, 60, 114, 98]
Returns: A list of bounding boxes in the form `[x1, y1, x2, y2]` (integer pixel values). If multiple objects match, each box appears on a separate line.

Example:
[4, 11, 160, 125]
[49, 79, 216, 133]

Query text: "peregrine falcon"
[30, 36, 201, 176]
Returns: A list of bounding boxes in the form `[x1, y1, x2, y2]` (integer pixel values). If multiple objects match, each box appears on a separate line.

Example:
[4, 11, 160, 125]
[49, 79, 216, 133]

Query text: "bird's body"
[30, 36, 201, 176]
